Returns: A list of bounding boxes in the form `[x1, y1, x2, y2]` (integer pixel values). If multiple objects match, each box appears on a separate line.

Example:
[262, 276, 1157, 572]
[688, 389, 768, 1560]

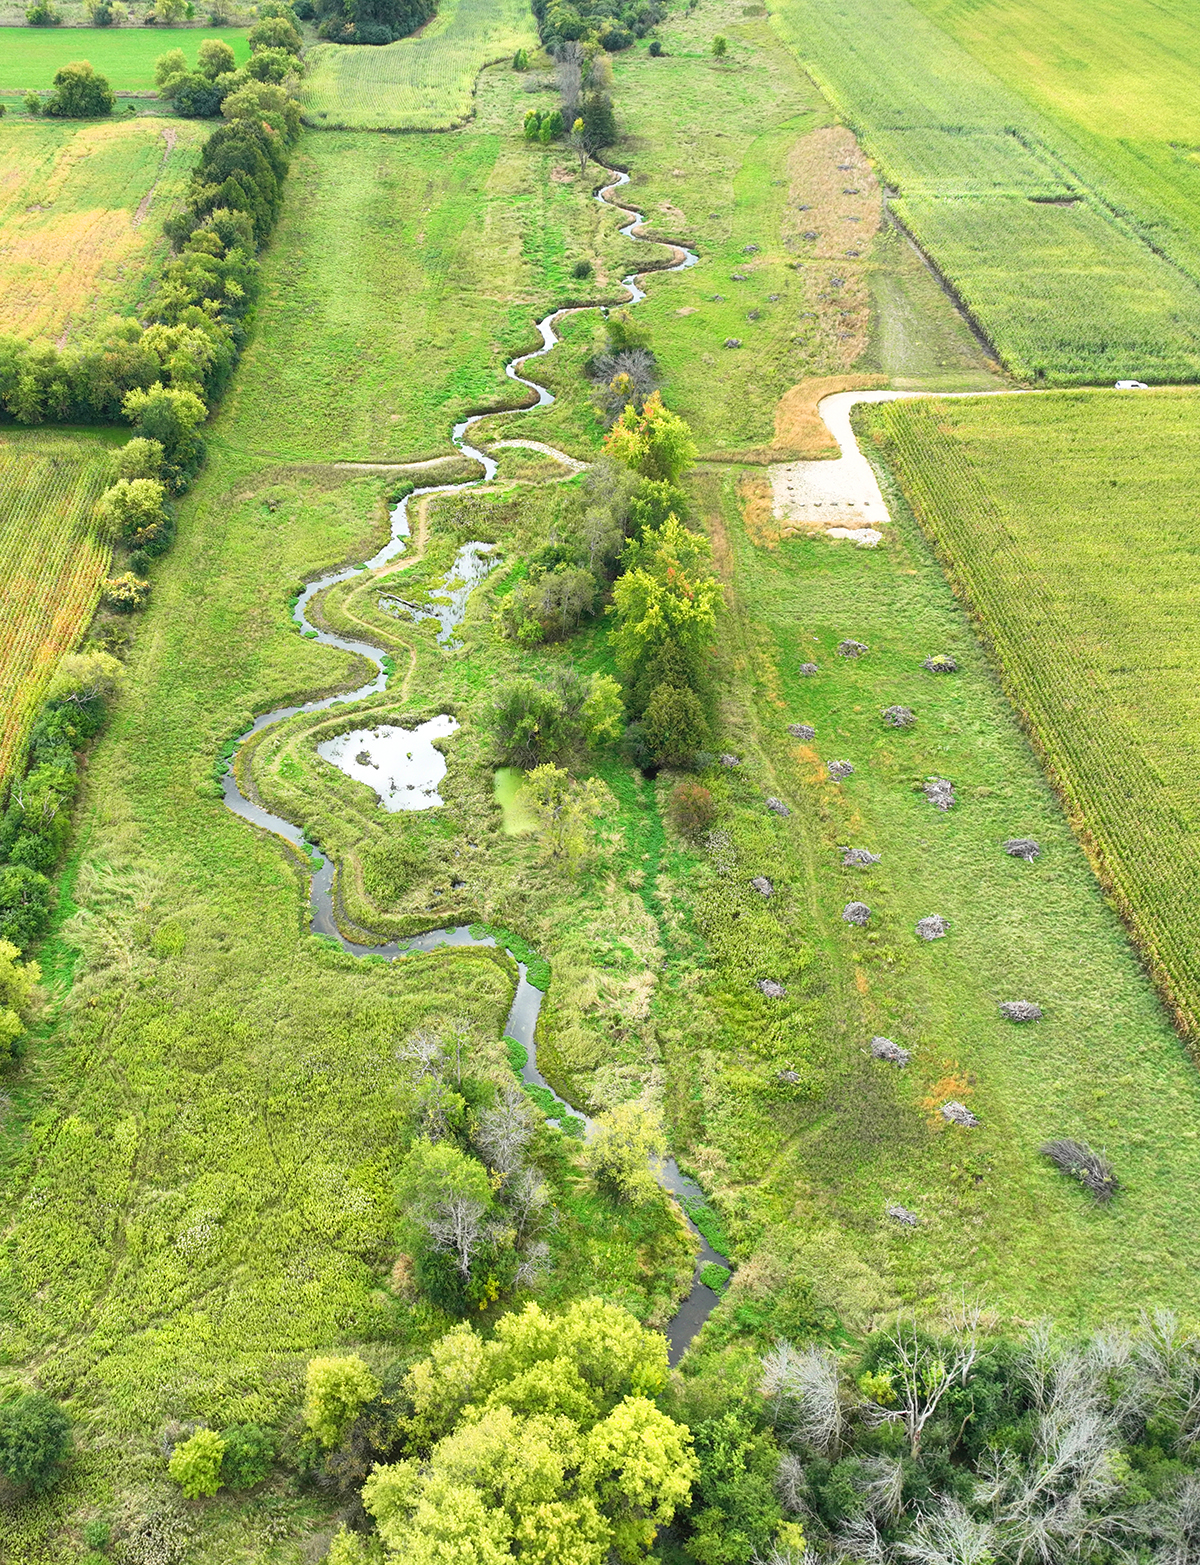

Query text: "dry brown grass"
[0, 117, 204, 346]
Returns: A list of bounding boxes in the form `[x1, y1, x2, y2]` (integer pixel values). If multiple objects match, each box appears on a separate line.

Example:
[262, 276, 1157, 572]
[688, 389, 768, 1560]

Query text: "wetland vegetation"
[1, 0, 1200, 1557]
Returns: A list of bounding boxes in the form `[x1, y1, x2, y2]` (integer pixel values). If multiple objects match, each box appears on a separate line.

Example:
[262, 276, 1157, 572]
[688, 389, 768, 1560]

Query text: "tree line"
[0, 11, 305, 976]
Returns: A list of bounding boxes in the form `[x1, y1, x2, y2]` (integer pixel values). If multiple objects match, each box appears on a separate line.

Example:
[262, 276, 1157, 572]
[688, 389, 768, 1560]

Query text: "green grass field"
[0, 25, 249, 93]
[220, 69, 644, 462]
[766, 0, 1200, 383]
[872, 388, 1200, 1047]
[299, 0, 537, 130]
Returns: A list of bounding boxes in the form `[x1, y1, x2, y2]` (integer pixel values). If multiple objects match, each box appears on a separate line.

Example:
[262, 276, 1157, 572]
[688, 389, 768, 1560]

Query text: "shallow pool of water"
[493, 766, 538, 835]
[380, 540, 500, 646]
[317, 714, 459, 811]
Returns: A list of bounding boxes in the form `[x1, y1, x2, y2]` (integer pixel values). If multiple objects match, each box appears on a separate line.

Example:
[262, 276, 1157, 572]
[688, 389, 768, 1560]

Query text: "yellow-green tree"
[583, 1103, 664, 1206]
[604, 391, 697, 484]
[522, 765, 608, 871]
[303, 1356, 380, 1448]
[363, 1299, 696, 1563]
[0, 940, 40, 1059]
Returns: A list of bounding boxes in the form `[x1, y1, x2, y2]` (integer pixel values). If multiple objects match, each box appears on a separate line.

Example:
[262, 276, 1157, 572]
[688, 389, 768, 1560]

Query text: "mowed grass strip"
[0, 116, 207, 344]
[299, 0, 537, 131]
[873, 388, 1200, 1042]
[701, 439, 1200, 1321]
[0, 429, 116, 781]
[0, 25, 249, 92]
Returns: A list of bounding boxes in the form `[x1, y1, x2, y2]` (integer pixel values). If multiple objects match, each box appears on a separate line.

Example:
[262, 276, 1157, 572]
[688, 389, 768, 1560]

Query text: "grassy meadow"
[766, 0, 1200, 383]
[872, 388, 1200, 1046]
[0, 429, 116, 782]
[0, 116, 206, 344]
[220, 68, 643, 463]
[9, 0, 1200, 1551]
[0, 25, 250, 93]
[299, 0, 537, 130]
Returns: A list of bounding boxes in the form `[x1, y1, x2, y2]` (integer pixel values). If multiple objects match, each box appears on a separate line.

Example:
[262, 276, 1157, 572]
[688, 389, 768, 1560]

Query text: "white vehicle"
[1115, 379, 1149, 388]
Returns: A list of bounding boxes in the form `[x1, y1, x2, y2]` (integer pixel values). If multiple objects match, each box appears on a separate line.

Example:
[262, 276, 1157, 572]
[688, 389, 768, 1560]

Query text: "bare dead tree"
[506, 1165, 552, 1244]
[425, 1195, 489, 1279]
[554, 40, 585, 122]
[475, 1081, 535, 1180]
[871, 1308, 980, 1459]
[775, 1451, 807, 1514]
[761, 1341, 845, 1455]
[444, 1016, 474, 1088]
[396, 1027, 445, 1080]
[1145, 1471, 1200, 1565]
[514, 1239, 552, 1290]
[896, 1499, 997, 1565]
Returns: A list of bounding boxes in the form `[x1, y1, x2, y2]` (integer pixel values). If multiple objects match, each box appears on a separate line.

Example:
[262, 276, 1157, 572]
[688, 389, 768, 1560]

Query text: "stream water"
[219, 167, 727, 1361]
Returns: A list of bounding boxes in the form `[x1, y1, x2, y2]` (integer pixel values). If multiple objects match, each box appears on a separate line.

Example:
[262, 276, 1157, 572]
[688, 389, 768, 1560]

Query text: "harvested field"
[0, 117, 205, 345]
[0, 429, 115, 781]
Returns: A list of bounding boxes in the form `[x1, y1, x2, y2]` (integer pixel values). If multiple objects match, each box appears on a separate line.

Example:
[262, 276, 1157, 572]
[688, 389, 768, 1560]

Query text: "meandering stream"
[220, 166, 727, 1361]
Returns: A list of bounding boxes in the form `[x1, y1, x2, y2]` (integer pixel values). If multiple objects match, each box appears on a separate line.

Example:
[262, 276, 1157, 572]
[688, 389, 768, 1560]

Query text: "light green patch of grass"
[0, 25, 249, 93]
[221, 68, 641, 464]
[299, 0, 537, 131]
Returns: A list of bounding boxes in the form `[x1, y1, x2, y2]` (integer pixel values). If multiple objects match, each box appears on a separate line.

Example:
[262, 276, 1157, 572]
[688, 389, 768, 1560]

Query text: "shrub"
[81, 1518, 111, 1550]
[0, 866, 53, 951]
[648, 38, 662, 55]
[219, 1422, 275, 1489]
[644, 681, 710, 766]
[248, 13, 302, 51]
[670, 779, 715, 836]
[303, 1357, 380, 1448]
[44, 61, 115, 118]
[584, 1103, 663, 1205]
[170, 72, 225, 116]
[24, 92, 43, 114]
[96, 478, 170, 548]
[0, 1392, 71, 1493]
[168, 1427, 225, 1498]
[572, 257, 594, 279]
[103, 572, 151, 613]
[111, 437, 165, 483]
[25, 1, 61, 22]
[513, 46, 528, 69]
[0, 940, 41, 1060]
[712, 33, 727, 57]
[197, 37, 236, 77]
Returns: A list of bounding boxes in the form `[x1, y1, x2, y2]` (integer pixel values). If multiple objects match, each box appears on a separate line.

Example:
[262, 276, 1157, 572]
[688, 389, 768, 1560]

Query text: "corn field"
[876, 391, 1200, 1041]
[0, 433, 112, 783]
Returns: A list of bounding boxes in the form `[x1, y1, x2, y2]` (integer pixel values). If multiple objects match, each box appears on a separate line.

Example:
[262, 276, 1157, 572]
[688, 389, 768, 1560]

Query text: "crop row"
[0, 437, 113, 782]
[768, 0, 1200, 382]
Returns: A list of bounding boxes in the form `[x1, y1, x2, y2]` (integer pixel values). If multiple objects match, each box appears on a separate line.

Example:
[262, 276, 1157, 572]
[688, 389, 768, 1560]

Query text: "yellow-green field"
[0, 429, 115, 782]
[299, 0, 538, 130]
[767, 0, 1200, 382]
[872, 387, 1200, 1042]
[0, 116, 206, 346]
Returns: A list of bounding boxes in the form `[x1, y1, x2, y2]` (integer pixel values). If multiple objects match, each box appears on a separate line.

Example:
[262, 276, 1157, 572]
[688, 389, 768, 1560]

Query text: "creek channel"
[219, 168, 727, 1362]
